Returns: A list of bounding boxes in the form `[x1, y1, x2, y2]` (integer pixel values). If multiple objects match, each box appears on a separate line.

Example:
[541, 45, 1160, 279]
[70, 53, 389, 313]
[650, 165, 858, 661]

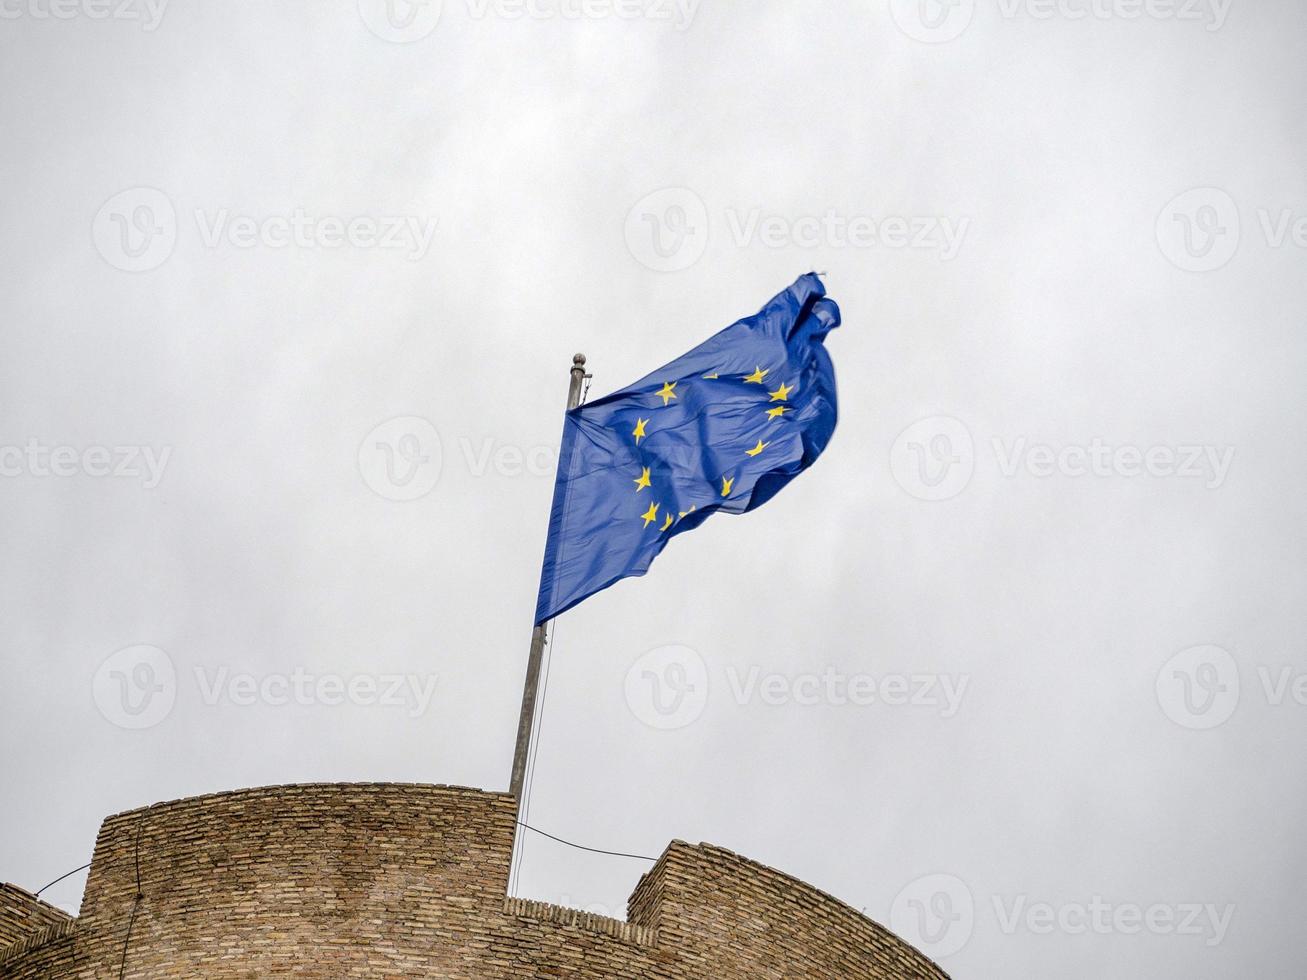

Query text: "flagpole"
[509, 352, 588, 801]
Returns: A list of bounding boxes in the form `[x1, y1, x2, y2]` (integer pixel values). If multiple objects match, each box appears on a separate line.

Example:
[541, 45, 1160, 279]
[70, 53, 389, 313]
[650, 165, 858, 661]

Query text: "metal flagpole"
[509, 352, 589, 800]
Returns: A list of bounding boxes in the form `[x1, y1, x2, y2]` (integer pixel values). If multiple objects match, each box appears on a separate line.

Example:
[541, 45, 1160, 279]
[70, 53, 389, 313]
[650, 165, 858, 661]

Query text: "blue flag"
[534, 273, 840, 624]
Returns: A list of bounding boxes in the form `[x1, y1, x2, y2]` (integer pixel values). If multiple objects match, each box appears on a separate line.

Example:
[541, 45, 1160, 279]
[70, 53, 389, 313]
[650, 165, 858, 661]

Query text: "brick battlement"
[502, 896, 656, 946]
[1, 783, 948, 979]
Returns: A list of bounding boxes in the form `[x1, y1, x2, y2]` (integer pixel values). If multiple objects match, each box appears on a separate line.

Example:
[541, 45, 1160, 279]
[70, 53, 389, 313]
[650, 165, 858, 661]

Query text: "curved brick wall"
[0, 784, 947, 979]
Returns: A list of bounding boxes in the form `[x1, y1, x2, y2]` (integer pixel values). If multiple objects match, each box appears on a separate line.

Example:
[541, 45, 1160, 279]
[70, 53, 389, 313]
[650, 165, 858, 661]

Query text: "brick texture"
[0, 886, 72, 953]
[1, 783, 948, 979]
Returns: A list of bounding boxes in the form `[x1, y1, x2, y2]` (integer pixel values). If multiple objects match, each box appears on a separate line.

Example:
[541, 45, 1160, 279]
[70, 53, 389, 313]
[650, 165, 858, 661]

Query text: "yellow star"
[720, 475, 734, 497]
[660, 512, 674, 532]
[743, 366, 769, 384]
[702, 372, 719, 380]
[656, 381, 678, 406]
[769, 381, 795, 402]
[746, 440, 769, 457]
[640, 501, 660, 528]
[679, 505, 697, 518]
[632, 417, 649, 444]
[633, 467, 652, 492]
[766, 405, 790, 419]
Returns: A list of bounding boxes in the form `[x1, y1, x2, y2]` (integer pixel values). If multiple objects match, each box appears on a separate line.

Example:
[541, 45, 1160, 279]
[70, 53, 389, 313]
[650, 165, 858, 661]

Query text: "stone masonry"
[0, 783, 949, 979]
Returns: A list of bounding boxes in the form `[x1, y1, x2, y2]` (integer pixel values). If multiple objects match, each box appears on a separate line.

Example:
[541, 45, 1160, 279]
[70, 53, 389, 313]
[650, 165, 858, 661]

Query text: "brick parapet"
[0, 885, 72, 953]
[2, 783, 948, 979]
[502, 897, 656, 946]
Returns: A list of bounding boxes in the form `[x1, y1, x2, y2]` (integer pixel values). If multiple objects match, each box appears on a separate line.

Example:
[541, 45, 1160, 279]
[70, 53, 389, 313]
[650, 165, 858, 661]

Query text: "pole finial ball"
[573, 353, 587, 366]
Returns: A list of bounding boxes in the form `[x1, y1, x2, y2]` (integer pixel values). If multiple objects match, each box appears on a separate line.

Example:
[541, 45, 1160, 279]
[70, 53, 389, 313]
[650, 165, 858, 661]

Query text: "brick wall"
[1, 783, 948, 979]
[0, 885, 71, 952]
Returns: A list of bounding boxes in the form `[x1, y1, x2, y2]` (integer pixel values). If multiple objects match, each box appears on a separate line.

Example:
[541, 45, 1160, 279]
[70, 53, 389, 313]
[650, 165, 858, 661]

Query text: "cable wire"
[516, 821, 657, 863]
[116, 808, 148, 980]
[35, 863, 91, 898]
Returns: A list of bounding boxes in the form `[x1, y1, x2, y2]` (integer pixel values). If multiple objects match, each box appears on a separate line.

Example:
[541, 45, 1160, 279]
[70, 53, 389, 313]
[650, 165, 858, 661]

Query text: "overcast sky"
[2, 2, 1304, 977]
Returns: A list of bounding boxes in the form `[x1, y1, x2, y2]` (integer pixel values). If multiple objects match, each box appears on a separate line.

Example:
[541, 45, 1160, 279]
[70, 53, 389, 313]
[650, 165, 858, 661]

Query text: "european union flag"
[534, 273, 840, 624]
